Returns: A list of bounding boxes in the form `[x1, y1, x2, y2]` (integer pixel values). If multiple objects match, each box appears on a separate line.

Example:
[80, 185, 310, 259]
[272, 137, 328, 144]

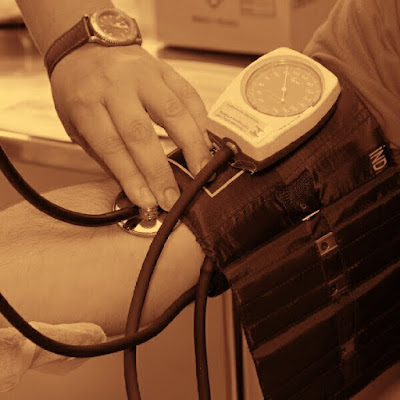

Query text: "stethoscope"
[0, 143, 235, 400]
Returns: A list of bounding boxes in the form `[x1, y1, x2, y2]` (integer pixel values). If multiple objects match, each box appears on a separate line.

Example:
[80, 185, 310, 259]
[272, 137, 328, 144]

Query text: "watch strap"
[44, 17, 90, 78]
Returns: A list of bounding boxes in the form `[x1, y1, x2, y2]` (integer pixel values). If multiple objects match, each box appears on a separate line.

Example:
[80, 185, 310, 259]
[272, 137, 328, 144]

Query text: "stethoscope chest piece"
[113, 191, 180, 237]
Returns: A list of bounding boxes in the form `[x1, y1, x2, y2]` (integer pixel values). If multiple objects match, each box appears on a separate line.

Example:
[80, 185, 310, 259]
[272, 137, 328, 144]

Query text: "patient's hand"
[0, 179, 205, 336]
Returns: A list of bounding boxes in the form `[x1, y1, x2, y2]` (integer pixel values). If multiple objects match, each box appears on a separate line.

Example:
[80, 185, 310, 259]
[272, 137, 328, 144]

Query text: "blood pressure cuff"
[169, 61, 400, 399]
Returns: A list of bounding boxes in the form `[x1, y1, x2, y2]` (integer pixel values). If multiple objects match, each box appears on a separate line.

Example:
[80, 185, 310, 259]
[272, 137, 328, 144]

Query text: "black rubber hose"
[124, 146, 234, 400]
[194, 257, 214, 400]
[0, 285, 195, 357]
[0, 146, 137, 226]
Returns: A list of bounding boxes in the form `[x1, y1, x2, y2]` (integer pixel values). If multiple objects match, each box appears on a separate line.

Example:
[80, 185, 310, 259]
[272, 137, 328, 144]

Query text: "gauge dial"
[244, 59, 323, 117]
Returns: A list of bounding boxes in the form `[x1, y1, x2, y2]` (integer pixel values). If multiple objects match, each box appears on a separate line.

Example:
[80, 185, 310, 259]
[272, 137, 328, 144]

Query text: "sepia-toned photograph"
[0, 0, 399, 399]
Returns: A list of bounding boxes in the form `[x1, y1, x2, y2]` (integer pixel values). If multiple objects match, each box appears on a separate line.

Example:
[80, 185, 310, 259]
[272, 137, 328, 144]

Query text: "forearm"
[0, 179, 204, 337]
[16, 0, 114, 53]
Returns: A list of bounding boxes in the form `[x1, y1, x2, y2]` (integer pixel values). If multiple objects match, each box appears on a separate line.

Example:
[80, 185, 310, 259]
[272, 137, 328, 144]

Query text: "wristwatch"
[44, 8, 142, 77]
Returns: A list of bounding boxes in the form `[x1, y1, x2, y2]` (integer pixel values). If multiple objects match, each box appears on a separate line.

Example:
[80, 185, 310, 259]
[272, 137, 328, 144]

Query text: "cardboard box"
[155, 0, 338, 54]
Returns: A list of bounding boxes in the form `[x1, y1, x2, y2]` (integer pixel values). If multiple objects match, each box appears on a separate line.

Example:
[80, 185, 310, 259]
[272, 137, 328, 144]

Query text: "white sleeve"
[0, 322, 106, 392]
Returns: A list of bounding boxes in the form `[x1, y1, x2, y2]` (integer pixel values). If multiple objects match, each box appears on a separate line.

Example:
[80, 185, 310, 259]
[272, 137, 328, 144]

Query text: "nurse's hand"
[50, 44, 213, 211]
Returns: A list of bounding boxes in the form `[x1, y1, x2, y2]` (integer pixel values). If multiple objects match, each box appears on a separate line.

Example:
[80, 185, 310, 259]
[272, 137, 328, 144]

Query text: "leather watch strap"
[44, 17, 89, 78]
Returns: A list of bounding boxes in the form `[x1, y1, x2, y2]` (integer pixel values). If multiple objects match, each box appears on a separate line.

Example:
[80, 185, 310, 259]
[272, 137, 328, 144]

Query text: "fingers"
[61, 118, 116, 178]
[51, 46, 213, 212]
[140, 69, 213, 175]
[106, 95, 180, 211]
[70, 105, 158, 209]
[159, 61, 213, 148]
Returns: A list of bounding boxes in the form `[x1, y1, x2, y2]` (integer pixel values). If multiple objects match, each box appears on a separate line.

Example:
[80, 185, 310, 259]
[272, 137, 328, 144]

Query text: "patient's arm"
[0, 178, 205, 337]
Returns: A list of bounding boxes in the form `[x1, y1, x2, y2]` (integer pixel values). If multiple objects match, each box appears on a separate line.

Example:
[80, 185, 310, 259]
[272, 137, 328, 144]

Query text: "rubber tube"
[123, 146, 234, 400]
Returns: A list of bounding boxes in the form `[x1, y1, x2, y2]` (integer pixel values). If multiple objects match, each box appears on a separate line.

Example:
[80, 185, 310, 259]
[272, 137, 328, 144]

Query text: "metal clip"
[302, 209, 320, 222]
[328, 274, 348, 299]
[316, 232, 338, 257]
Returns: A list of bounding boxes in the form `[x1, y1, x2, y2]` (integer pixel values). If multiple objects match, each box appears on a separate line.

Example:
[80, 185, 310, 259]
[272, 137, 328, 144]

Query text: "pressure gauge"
[244, 60, 323, 117]
[206, 48, 341, 173]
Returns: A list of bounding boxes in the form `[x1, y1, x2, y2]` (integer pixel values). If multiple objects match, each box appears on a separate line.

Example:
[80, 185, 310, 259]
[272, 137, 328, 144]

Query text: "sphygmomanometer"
[1, 46, 399, 400]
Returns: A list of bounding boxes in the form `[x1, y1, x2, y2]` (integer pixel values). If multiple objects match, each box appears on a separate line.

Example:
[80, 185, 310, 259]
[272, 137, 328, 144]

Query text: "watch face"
[90, 8, 139, 45]
[243, 58, 323, 117]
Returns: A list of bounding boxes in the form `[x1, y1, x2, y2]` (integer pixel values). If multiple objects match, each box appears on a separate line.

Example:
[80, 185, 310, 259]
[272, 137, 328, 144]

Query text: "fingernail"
[204, 131, 213, 148]
[140, 187, 157, 207]
[163, 187, 180, 211]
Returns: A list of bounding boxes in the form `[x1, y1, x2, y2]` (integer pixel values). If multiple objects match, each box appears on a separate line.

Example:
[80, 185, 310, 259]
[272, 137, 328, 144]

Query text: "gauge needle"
[281, 66, 289, 103]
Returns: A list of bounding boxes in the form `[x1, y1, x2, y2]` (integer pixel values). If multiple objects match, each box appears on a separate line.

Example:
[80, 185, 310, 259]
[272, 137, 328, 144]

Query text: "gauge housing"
[206, 47, 341, 173]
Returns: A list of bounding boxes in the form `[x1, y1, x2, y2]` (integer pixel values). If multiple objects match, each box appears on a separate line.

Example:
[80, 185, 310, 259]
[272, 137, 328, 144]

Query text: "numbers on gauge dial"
[244, 60, 323, 117]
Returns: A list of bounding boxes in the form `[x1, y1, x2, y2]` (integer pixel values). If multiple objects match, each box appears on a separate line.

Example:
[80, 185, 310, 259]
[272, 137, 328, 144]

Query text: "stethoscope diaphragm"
[113, 191, 180, 237]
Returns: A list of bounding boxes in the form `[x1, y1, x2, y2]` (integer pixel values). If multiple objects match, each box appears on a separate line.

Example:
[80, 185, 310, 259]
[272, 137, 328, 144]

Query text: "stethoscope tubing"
[0, 286, 195, 357]
[0, 146, 138, 226]
[123, 146, 234, 400]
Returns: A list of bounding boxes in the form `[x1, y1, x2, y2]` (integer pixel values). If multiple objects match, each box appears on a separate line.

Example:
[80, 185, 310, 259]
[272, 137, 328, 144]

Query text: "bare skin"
[0, 179, 204, 336]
